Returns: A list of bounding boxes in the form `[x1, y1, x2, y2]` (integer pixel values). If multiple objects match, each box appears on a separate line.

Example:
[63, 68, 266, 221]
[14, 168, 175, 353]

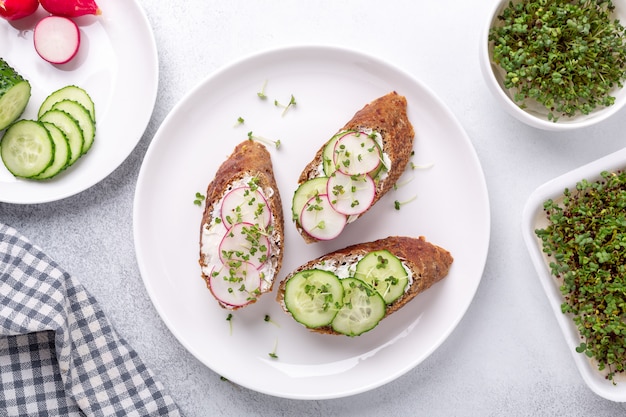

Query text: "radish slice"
[300, 194, 347, 240]
[209, 262, 261, 307]
[219, 222, 271, 269]
[34, 16, 81, 65]
[221, 186, 271, 229]
[327, 171, 376, 216]
[333, 131, 381, 176]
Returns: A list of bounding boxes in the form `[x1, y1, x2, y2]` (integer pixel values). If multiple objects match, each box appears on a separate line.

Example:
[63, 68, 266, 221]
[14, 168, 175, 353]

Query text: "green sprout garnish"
[194, 192, 205, 206]
[226, 313, 233, 335]
[394, 195, 417, 210]
[411, 161, 434, 170]
[263, 314, 280, 327]
[247, 131, 281, 149]
[268, 339, 279, 359]
[257, 80, 268, 99]
[274, 94, 297, 116]
[376, 255, 389, 269]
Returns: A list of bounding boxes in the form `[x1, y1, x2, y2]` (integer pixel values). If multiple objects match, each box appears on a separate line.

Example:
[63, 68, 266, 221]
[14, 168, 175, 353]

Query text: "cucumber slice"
[322, 131, 346, 176]
[354, 250, 409, 304]
[0, 58, 31, 131]
[0, 120, 54, 178]
[33, 122, 71, 180]
[39, 109, 83, 165]
[283, 269, 344, 328]
[331, 278, 386, 336]
[291, 177, 329, 221]
[38, 85, 95, 122]
[51, 99, 95, 154]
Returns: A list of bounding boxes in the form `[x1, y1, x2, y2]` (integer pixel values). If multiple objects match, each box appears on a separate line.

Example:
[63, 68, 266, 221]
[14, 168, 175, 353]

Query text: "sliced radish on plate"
[300, 193, 347, 240]
[327, 171, 376, 216]
[220, 186, 271, 229]
[34, 16, 81, 64]
[333, 131, 381, 176]
[219, 222, 271, 269]
[209, 262, 261, 307]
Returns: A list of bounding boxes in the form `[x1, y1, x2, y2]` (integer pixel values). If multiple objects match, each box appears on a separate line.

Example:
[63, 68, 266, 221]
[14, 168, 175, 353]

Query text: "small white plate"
[133, 45, 491, 399]
[0, 0, 158, 204]
[522, 147, 626, 402]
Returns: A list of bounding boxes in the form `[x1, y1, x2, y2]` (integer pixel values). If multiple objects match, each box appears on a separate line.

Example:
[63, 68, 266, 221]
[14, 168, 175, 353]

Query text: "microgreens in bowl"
[482, 0, 626, 128]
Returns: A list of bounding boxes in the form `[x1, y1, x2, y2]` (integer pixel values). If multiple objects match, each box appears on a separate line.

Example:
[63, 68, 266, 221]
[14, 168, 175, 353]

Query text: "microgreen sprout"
[489, 0, 626, 121]
[194, 192, 205, 206]
[314, 220, 326, 231]
[247, 131, 281, 149]
[268, 338, 279, 359]
[274, 94, 297, 116]
[226, 313, 233, 335]
[264, 314, 280, 327]
[411, 161, 434, 170]
[393, 174, 415, 190]
[234, 116, 245, 127]
[257, 80, 268, 99]
[394, 195, 417, 210]
[535, 170, 626, 382]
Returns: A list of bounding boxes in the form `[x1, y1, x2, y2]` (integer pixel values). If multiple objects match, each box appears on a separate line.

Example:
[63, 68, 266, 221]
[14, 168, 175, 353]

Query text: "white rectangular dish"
[522, 146, 626, 402]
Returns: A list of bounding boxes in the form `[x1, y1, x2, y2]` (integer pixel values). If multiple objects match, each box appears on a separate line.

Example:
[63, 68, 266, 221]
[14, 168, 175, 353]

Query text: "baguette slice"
[277, 236, 453, 335]
[199, 140, 284, 310]
[294, 92, 415, 243]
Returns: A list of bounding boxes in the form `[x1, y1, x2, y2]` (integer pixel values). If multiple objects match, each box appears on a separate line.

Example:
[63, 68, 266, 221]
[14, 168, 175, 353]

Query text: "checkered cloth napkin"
[0, 223, 182, 417]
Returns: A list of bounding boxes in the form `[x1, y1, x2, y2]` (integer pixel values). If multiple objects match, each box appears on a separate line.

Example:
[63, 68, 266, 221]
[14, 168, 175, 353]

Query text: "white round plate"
[522, 146, 626, 402]
[133, 45, 490, 400]
[0, 0, 158, 204]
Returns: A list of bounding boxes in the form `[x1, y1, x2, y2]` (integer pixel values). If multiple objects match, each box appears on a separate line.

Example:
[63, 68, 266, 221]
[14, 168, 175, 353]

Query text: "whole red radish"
[0, 0, 39, 21]
[39, 0, 101, 17]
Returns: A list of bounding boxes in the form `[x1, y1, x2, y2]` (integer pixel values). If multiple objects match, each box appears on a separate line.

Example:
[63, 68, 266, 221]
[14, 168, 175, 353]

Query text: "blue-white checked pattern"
[0, 223, 182, 417]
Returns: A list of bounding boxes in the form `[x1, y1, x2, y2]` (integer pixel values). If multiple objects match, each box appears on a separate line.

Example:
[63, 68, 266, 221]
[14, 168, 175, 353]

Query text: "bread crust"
[199, 140, 284, 309]
[277, 236, 453, 335]
[296, 92, 415, 243]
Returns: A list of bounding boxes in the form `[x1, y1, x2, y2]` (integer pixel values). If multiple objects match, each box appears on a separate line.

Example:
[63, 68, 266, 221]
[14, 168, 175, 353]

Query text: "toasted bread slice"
[199, 140, 284, 310]
[294, 92, 415, 243]
[277, 236, 453, 335]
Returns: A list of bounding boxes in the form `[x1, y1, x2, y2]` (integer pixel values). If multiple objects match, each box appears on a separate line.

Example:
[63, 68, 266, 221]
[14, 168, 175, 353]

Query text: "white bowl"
[480, 0, 626, 131]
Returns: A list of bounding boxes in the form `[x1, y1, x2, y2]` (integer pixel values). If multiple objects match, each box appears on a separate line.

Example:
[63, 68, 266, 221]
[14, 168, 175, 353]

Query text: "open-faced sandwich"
[199, 140, 284, 310]
[292, 92, 415, 243]
[276, 236, 453, 336]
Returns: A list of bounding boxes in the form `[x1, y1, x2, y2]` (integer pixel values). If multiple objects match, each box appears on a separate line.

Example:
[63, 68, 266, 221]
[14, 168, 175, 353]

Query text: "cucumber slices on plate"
[282, 249, 410, 336]
[0, 84, 96, 180]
